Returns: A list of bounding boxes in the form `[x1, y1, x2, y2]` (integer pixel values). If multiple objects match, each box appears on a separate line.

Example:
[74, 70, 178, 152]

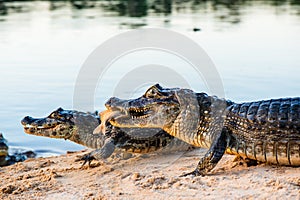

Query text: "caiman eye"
[50, 107, 64, 118]
[145, 87, 161, 98]
[50, 113, 58, 118]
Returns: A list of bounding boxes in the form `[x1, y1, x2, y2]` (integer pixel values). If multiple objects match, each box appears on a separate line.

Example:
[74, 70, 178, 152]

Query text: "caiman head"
[21, 108, 100, 140]
[0, 133, 8, 157]
[102, 84, 200, 138]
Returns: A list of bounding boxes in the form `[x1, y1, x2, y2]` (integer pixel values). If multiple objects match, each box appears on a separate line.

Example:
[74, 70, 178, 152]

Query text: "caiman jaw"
[98, 108, 130, 132]
[22, 123, 72, 139]
[21, 109, 74, 139]
[128, 106, 151, 119]
[102, 102, 155, 128]
[21, 116, 58, 136]
[102, 84, 181, 129]
[23, 124, 56, 135]
[107, 107, 154, 129]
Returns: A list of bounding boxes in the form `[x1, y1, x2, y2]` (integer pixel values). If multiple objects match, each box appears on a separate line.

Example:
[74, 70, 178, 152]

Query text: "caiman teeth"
[23, 124, 54, 129]
[23, 125, 37, 128]
[128, 106, 151, 120]
[131, 114, 150, 119]
[129, 107, 150, 113]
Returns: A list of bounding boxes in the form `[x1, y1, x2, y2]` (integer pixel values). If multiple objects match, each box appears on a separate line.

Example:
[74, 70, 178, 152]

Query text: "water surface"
[0, 0, 299, 156]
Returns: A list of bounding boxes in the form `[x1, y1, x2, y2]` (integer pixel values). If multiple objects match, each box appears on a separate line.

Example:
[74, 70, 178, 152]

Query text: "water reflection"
[0, 0, 299, 21]
[101, 0, 148, 17]
[151, 0, 172, 14]
[0, 1, 29, 16]
[0, 0, 299, 156]
[0, 2, 7, 15]
[70, 0, 96, 10]
[49, 1, 68, 11]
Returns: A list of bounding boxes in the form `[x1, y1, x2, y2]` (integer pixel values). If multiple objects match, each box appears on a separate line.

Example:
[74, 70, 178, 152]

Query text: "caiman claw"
[180, 169, 205, 177]
[76, 153, 96, 167]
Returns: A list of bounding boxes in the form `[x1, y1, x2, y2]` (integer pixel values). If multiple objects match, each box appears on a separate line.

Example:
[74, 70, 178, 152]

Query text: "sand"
[0, 148, 299, 200]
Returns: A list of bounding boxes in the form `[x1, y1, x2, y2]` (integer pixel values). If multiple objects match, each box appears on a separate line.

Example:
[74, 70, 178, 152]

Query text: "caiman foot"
[180, 169, 205, 177]
[75, 138, 116, 168]
[75, 153, 96, 167]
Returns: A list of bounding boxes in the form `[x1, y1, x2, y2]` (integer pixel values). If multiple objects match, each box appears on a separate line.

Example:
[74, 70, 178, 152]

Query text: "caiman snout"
[21, 116, 35, 126]
[105, 97, 130, 111]
[21, 116, 58, 128]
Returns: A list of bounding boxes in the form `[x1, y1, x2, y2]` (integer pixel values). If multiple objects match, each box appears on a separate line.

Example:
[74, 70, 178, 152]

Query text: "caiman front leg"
[77, 138, 116, 166]
[181, 127, 229, 177]
[77, 126, 122, 166]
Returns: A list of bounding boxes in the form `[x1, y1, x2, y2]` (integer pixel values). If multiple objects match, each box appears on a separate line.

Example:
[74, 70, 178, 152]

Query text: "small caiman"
[21, 108, 191, 164]
[0, 133, 35, 167]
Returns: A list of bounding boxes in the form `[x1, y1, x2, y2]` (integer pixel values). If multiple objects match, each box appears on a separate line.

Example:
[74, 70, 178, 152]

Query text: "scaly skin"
[21, 108, 191, 163]
[0, 133, 35, 167]
[103, 84, 300, 176]
[0, 133, 9, 166]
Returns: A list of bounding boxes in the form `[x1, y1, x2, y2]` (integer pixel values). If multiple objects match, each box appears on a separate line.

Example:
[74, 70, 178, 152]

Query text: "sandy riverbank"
[0, 148, 299, 199]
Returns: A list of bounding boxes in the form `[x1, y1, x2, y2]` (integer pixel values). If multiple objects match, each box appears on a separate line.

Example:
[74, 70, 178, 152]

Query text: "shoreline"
[0, 148, 299, 199]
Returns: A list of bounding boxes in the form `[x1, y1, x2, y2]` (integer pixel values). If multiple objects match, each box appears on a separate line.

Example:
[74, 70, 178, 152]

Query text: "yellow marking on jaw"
[95, 110, 121, 134]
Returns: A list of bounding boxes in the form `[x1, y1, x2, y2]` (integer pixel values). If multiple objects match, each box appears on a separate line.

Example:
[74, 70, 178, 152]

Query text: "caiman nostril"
[21, 116, 32, 125]
[105, 97, 120, 108]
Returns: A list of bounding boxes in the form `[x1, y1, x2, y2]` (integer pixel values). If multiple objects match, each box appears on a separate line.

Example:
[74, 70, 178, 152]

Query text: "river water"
[0, 0, 299, 156]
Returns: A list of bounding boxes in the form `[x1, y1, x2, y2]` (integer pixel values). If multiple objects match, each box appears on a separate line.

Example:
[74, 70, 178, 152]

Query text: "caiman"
[0, 133, 35, 167]
[101, 84, 300, 176]
[21, 108, 190, 164]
